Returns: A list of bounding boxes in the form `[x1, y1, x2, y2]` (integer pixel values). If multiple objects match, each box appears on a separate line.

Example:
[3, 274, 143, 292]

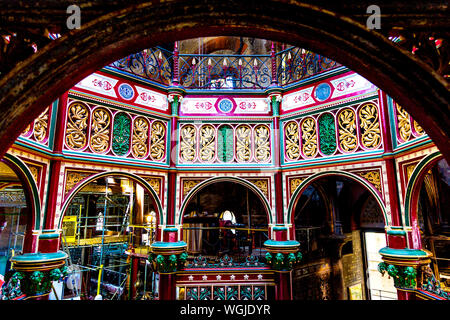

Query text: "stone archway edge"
[0, 1, 448, 160]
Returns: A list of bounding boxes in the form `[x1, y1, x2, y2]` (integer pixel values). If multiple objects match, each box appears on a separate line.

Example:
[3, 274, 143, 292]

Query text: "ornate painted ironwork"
[318, 113, 337, 155]
[217, 125, 234, 163]
[284, 121, 300, 160]
[65, 102, 89, 150]
[109, 45, 339, 90]
[337, 108, 358, 152]
[254, 125, 271, 162]
[112, 112, 131, 156]
[356, 170, 382, 193]
[301, 117, 318, 158]
[186, 287, 211, 300]
[199, 124, 216, 162]
[396, 104, 412, 142]
[420, 266, 450, 299]
[265, 251, 302, 271]
[90, 108, 111, 153]
[33, 107, 49, 142]
[235, 125, 252, 162]
[131, 117, 149, 158]
[180, 124, 197, 162]
[378, 262, 416, 289]
[187, 255, 266, 268]
[1, 266, 69, 300]
[109, 47, 173, 85]
[359, 103, 381, 149]
[179, 54, 271, 90]
[413, 120, 425, 136]
[276, 47, 340, 86]
[150, 120, 166, 161]
[148, 252, 188, 274]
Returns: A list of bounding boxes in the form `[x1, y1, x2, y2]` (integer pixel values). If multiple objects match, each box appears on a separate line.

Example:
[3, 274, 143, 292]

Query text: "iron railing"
[107, 43, 341, 90]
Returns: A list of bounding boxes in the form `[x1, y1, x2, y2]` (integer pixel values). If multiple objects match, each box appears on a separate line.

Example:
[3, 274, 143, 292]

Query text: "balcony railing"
[108, 43, 341, 90]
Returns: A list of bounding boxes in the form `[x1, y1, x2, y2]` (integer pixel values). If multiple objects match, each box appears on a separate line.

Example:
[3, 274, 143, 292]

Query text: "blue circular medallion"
[314, 83, 332, 101]
[118, 83, 135, 100]
[218, 99, 233, 113]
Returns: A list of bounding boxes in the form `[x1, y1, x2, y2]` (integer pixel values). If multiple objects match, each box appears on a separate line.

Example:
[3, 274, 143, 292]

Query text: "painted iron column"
[264, 240, 301, 300]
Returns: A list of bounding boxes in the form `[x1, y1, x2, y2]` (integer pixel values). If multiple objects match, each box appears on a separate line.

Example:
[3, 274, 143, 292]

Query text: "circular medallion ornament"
[118, 83, 135, 100]
[314, 83, 332, 102]
[218, 98, 233, 113]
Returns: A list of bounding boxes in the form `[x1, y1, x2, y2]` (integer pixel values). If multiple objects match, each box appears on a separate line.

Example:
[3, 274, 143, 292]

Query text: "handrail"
[107, 43, 341, 90]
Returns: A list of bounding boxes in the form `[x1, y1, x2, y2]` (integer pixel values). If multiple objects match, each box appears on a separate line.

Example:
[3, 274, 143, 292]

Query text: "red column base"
[275, 272, 292, 300]
[159, 273, 176, 300]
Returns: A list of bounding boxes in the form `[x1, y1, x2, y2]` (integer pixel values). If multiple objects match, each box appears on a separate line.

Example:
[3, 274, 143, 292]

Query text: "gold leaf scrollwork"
[21, 124, 32, 137]
[27, 164, 40, 184]
[150, 121, 166, 161]
[359, 103, 381, 149]
[248, 179, 269, 199]
[183, 179, 203, 197]
[132, 117, 149, 158]
[180, 125, 197, 162]
[90, 108, 111, 153]
[236, 125, 252, 162]
[33, 108, 49, 142]
[65, 171, 93, 194]
[301, 117, 318, 158]
[285, 121, 300, 160]
[65, 102, 89, 150]
[356, 171, 382, 193]
[290, 178, 304, 195]
[143, 177, 161, 195]
[338, 108, 358, 152]
[396, 104, 411, 142]
[405, 164, 417, 182]
[199, 125, 216, 162]
[254, 125, 271, 162]
[413, 120, 425, 136]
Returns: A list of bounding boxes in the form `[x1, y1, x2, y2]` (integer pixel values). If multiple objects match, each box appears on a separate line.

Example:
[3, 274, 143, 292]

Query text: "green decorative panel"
[112, 112, 131, 156]
[253, 286, 265, 300]
[186, 287, 211, 300]
[226, 286, 238, 300]
[217, 125, 234, 162]
[240, 286, 253, 300]
[213, 286, 226, 300]
[318, 113, 337, 155]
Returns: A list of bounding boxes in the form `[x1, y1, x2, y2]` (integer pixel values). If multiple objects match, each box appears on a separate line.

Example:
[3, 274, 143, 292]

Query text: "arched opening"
[0, 159, 35, 283]
[290, 175, 395, 300]
[415, 158, 450, 291]
[181, 181, 270, 263]
[59, 174, 160, 300]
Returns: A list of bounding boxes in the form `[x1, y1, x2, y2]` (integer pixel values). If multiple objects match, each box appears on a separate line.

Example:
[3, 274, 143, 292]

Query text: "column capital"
[263, 240, 302, 272]
[148, 241, 188, 274]
[1, 251, 68, 300]
[377, 247, 450, 299]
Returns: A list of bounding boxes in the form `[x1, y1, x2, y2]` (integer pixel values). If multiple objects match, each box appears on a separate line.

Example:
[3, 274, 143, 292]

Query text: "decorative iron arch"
[1, 153, 41, 230]
[403, 151, 443, 228]
[287, 170, 388, 228]
[178, 176, 273, 225]
[0, 1, 448, 161]
[57, 171, 163, 231]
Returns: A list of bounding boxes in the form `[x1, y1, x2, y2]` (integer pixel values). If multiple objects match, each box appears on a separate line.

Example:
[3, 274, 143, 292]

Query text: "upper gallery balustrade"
[107, 43, 341, 91]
